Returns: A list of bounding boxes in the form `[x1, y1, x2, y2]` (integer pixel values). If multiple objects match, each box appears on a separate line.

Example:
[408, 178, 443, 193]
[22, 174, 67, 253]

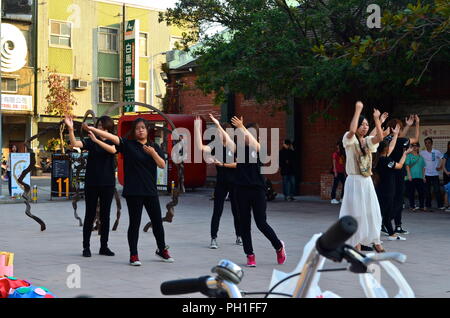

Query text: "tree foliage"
[160, 0, 449, 116]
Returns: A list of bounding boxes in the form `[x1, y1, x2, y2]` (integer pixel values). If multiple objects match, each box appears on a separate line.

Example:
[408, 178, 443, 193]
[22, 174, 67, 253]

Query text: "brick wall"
[320, 173, 344, 200]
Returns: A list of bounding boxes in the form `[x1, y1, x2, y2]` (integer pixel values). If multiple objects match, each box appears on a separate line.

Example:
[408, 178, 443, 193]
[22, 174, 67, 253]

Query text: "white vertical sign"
[10, 153, 31, 197]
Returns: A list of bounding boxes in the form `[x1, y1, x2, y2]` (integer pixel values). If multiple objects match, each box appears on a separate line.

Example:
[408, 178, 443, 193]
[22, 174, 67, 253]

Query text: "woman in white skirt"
[339, 101, 385, 252]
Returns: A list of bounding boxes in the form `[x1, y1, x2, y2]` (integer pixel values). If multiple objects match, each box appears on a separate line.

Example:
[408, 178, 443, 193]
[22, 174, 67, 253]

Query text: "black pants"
[425, 176, 443, 208]
[211, 181, 240, 239]
[393, 172, 405, 227]
[331, 173, 346, 200]
[83, 186, 115, 249]
[235, 186, 282, 256]
[407, 179, 425, 209]
[125, 195, 166, 256]
[377, 191, 395, 236]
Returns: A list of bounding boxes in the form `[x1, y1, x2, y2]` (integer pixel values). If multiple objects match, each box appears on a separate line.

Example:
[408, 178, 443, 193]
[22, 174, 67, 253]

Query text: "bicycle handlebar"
[316, 216, 357, 260]
[160, 276, 212, 295]
[362, 252, 407, 265]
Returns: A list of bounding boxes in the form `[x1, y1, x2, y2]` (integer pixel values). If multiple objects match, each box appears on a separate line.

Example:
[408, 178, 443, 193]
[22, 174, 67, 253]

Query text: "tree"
[160, 0, 449, 118]
[45, 70, 77, 153]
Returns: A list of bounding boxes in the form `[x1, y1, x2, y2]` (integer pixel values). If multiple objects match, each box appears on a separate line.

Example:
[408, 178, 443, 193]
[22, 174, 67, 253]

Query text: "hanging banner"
[123, 19, 140, 113]
[10, 153, 30, 197]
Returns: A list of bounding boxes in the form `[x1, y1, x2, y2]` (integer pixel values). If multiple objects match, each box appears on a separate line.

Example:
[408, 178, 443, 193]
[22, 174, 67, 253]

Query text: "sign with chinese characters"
[123, 19, 140, 113]
[1, 94, 32, 112]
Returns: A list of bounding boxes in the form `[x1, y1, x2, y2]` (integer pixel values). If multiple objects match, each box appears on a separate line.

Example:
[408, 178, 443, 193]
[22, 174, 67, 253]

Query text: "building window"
[138, 82, 147, 103]
[99, 79, 120, 102]
[139, 33, 148, 57]
[98, 27, 118, 53]
[1, 77, 18, 93]
[50, 20, 71, 47]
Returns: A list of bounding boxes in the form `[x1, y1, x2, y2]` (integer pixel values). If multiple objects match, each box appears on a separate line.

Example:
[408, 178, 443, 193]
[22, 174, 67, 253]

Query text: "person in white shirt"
[420, 137, 444, 210]
[339, 101, 385, 253]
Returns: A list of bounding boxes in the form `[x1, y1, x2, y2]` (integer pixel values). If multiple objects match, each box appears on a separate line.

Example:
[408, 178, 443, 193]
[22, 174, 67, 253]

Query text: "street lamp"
[150, 51, 167, 106]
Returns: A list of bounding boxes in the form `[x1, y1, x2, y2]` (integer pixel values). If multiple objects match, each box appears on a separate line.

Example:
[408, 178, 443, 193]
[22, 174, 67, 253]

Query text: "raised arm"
[387, 124, 400, 156]
[370, 111, 388, 137]
[65, 116, 83, 149]
[231, 116, 260, 152]
[209, 114, 236, 153]
[87, 131, 116, 154]
[409, 115, 420, 144]
[400, 115, 414, 138]
[194, 116, 211, 154]
[371, 108, 384, 145]
[394, 147, 413, 169]
[84, 124, 120, 146]
[347, 101, 364, 140]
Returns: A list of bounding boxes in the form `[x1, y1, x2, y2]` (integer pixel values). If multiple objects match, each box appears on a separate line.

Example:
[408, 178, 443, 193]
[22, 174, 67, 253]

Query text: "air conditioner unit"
[73, 79, 88, 90]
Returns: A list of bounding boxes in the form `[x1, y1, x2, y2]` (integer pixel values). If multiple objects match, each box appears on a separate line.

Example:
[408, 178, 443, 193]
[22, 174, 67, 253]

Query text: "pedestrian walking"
[209, 114, 286, 267]
[84, 118, 173, 266]
[330, 140, 346, 204]
[405, 143, 426, 211]
[339, 102, 385, 252]
[6, 144, 18, 197]
[65, 116, 117, 258]
[420, 137, 445, 210]
[279, 139, 296, 201]
[194, 116, 242, 249]
[384, 114, 420, 234]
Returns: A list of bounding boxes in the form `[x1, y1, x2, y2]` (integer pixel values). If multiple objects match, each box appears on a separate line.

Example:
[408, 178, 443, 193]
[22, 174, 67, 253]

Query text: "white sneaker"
[210, 239, 218, 249]
[331, 199, 340, 204]
[387, 235, 406, 241]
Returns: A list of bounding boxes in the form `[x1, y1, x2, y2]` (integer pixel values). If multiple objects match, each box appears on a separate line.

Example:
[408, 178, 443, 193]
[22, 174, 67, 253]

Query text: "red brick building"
[165, 55, 450, 197]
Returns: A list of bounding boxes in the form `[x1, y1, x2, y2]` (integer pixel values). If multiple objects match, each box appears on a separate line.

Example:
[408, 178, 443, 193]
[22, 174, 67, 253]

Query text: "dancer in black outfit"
[375, 124, 412, 241]
[194, 116, 241, 249]
[209, 114, 286, 267]
[384, 115, 420, 235]
[85, 118, 173, 266]
[65, 115, 116, 258]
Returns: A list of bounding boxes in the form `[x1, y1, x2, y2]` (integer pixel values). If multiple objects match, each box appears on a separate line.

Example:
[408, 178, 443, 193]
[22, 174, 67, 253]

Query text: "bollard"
[32, 185, 38, 203]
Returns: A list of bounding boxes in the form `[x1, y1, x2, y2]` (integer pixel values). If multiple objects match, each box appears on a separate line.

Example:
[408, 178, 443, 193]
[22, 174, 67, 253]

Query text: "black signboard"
[51, 153, 71, 198]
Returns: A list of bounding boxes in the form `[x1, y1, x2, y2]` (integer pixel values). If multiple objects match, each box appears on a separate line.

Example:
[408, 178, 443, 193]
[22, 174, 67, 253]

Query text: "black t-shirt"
[375, 156, 397, 194]
[81, 138, 116, 187]
[117, 138, 165, 197]
[279, 148, 296, 175]
[235, 145, 265, 189]
[384, 135, 409, 176]
[213, 146, 236, 185]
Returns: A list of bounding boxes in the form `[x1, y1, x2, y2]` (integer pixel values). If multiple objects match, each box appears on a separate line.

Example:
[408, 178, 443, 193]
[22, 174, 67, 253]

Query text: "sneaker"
[289, 197, 296, 201]
[156, 247, 174, 263]
[380, 225, 389, 236]
[395, 226, 409, 235]
[235, 236, 243, 246]
[82, 248, 91, 258]
[276, 241, 287, 265]
[210, 238, 219, 249]
[445, 207, 450, 212]
[438, 206, 446, 210]
[99, 247, 115, 256]
[246, 254, 256, 267]
[130, 255, 141, 266]
[331, 199, 340, 204]
[387, 235, 406, 241]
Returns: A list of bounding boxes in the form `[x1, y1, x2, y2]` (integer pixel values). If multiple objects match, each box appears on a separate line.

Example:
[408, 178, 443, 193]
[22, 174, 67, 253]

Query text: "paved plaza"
[1, 178, 450, 298]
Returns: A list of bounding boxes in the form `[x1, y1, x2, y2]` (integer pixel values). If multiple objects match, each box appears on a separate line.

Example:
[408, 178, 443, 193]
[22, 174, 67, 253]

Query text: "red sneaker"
[130, 255, 141, 266]
[156, 247, 174, 263]
[246, 254, 256, 267]
[276, 241, 287, 265]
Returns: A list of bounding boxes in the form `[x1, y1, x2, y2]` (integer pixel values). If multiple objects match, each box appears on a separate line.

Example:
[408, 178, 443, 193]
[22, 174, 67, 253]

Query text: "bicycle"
[161, 216, 415, 298]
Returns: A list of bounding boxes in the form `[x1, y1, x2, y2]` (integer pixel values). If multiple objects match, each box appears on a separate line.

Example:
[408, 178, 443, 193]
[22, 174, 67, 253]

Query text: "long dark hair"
[446, 141, 450, 156]
[95, 116, 115, 133]
[357, 115, 367, 156]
